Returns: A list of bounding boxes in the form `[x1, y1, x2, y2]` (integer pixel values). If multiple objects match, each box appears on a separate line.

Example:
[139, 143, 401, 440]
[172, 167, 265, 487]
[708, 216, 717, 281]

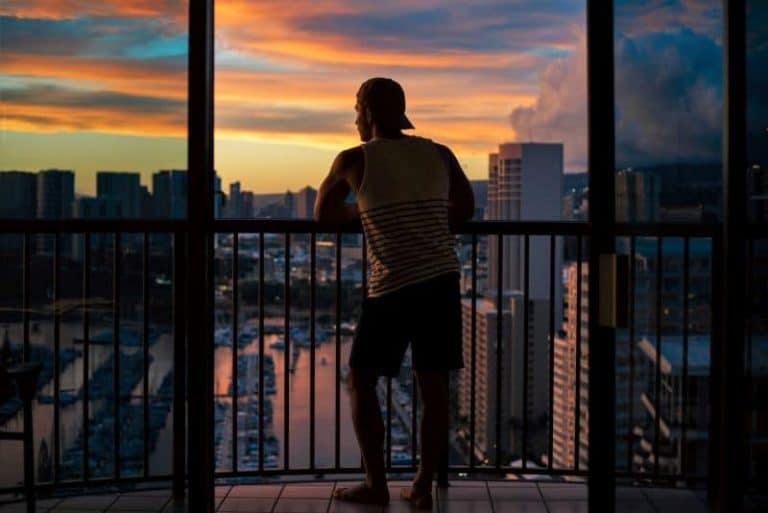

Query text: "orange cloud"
[0, 0, 188, 22]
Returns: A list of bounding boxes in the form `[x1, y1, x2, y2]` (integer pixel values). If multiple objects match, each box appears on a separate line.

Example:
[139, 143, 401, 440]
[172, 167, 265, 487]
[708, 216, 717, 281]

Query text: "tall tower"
[153, 170, 187, 218]
[486, 143, 563, 300]
[36, 169, 74, 254]
[97, 171, 142, 218]
[36, 169, 74, 219]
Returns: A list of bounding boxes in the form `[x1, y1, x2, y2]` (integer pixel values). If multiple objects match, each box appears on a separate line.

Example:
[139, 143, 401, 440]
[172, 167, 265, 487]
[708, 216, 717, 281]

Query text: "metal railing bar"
[495, 234, 503, 470]
[653, 238, 663, 477]
[626, 236, 636, 473]
[547, 235, 556, 470]
[745, 236, 755, 480]
[681, 237, 690, 480]
[113, 233, 121, 479]
[283, 233, 291, 470]
[172, 231, 186, 498]
[258, 232, 265, 474]
[361, 236, 367, 297]
[23, 233, 31, 362]
[232, 232, 239, 473]
[410, 377, 417, 469]
[469, 234, 478, 469]
[53, 233, 61, 482]
[143, 232, 151, 478]
[574, 235, 583, 472]
[0, 219, 187, 234]
[334, 232, 342, 470]
[83, 233, 91, 482]
[0, 463, 713, 496]
[386, 377, 392, 468]
[209, 466, 711, 481]
[212, 219, 592, 236]
[522, 235, 530, 471]
[309, 232, 316, 470]
[1, 219, 723, 237]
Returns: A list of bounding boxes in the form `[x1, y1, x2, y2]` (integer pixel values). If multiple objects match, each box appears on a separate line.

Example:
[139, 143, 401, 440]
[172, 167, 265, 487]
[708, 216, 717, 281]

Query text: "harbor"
[1, 316, 420, 487]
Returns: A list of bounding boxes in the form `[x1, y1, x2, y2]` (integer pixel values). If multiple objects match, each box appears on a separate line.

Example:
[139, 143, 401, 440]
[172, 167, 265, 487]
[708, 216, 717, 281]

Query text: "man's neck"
[372, 127, 405, 139]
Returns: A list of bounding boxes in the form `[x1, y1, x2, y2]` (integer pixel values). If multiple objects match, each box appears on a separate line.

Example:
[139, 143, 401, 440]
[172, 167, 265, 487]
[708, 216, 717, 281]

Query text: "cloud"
[510, 0, 725, 170]
[747, 1, 768, 165]
[614, 28, 722, 166]
[509, 27, 587, 170]
[0, 0, 188, 28]
[1, 84, 185, 134]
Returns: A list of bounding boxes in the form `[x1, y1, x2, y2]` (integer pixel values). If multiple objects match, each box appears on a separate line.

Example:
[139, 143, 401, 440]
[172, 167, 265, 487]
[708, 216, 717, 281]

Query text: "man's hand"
[314, 149, 360, 224]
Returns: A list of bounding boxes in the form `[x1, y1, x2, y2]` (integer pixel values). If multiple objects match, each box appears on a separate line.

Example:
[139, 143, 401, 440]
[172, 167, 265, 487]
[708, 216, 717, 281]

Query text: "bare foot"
[400, 486, 433, 510]
[333, 483, 389, 505]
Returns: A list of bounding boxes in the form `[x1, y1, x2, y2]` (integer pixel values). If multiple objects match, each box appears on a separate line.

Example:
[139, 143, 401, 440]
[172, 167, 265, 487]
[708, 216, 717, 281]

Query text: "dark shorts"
[349, 272, 464, 377]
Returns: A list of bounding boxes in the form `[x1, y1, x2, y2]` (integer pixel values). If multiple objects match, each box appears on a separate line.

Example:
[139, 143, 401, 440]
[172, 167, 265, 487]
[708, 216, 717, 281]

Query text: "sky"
[0, 0, 749, 196]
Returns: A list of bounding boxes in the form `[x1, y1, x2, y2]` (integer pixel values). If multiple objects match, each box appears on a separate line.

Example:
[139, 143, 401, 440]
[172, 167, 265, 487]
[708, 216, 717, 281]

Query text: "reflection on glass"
[615, 0, 723, 224]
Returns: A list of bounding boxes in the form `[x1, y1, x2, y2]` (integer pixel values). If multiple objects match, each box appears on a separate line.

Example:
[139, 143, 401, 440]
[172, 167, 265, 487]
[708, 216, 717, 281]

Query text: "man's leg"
[413, 370, 449, 492]
[343, 368, 388, 495]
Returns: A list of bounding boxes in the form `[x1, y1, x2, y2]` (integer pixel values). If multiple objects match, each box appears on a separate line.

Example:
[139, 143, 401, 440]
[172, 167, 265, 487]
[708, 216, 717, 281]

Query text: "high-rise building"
[616, 168, 660, 223]
[470, 180, 488, 219]
[71, 197, 122, 259]
[214, 172, 223, 219]
[36, 170, 74, 253]
[551, 262, 589, 470]
[486, 143, 563, 301]
[153, 170, 187, 218]
[633, 335, 711, 476]
[241, 191, 254, 218]
[458, 292, 551, 464]
[748, 163, 768, 223]
[283, 190, 295, 219]
[0, 171, 37, 250]
[458, 297, 512, 462]
[36, 169, 74, 219]
[96, 171, 142, 218]
[0, 171, 37, 218]
[295, 186, 317, 219]
[226, 181, 242, 218]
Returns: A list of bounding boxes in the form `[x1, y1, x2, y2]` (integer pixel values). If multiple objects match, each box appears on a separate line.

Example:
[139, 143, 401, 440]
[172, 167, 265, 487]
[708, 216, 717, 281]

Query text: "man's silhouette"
[315, 77, 474, 509]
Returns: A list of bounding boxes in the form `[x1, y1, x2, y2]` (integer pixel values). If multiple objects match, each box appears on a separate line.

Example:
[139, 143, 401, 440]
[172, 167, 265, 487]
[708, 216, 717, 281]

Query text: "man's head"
[355, 77, 414, 142]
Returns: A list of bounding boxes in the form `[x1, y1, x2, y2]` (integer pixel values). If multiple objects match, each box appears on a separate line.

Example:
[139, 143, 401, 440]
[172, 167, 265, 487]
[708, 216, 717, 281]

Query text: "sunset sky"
[0, 0, 732, 195]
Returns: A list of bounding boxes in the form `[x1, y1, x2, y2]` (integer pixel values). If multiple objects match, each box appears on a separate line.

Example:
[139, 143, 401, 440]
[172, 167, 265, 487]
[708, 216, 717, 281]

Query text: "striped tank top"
[356, 135, 459, 297]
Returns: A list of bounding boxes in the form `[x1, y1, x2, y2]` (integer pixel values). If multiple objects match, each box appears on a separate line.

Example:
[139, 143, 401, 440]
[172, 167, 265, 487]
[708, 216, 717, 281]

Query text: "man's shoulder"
[332, 146, 364, 177]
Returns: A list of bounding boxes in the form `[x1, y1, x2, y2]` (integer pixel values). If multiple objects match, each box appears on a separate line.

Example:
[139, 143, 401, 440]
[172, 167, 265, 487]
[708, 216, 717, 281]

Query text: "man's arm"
[436, 143, 475, 224]
[314, 149, 360, 224]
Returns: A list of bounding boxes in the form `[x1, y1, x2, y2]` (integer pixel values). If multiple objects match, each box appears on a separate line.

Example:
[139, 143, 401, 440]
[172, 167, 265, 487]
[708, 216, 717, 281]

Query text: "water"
[0, 320, 379, 487]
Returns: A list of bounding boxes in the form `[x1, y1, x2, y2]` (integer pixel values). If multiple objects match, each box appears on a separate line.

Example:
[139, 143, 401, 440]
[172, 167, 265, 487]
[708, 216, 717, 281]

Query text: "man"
[314, 77, 474, 509]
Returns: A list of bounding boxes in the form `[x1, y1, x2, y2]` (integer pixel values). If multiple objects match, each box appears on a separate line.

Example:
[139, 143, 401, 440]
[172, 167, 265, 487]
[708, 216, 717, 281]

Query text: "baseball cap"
[357, 77, 415, 130]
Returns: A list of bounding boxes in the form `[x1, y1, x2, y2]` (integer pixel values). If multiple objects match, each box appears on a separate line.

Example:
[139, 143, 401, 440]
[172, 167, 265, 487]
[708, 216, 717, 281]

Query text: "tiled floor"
[2, 480, 761, 513]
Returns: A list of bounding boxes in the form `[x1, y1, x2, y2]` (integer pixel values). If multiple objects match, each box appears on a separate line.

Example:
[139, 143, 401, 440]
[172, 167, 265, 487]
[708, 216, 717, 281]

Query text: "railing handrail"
[0, 217, 747, 238]
[0, 216, 758, 497]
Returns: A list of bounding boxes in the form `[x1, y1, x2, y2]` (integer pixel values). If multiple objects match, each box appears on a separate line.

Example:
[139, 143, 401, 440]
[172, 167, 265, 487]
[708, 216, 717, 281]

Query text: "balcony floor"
[5, 479, 757, 513]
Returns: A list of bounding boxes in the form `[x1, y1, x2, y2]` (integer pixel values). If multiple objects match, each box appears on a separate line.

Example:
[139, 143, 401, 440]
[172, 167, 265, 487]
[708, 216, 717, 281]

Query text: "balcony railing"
[0, 218, 764, 501]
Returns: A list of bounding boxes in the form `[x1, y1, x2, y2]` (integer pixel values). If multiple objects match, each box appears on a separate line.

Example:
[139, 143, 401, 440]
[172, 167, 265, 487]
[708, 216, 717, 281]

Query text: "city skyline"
[2, 1, 745, 196]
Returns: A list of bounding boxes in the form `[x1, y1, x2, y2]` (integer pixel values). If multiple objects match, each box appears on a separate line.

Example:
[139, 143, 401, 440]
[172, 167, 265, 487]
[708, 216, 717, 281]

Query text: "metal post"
[186, 0, 215, 508]
[717, 1, 747, 511]
[172, 231, 187, 499]
[23, 391, 35, 513]
[587, 0, 617, 511]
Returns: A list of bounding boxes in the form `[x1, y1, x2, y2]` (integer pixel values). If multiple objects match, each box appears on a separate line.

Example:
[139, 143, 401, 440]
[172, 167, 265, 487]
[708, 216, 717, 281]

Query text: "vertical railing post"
[113, 232, 121, 479]
[173, 231, 187, 499]
[587, 0, 617, 511]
